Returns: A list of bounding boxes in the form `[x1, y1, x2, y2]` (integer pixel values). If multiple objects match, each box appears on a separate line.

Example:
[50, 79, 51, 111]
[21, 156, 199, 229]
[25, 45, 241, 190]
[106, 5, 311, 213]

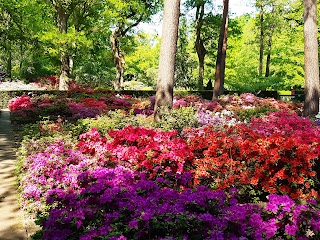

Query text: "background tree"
[175, 15, 198, 89]
[104, 0, 162, 90]
[154, 0, 180, 122]
[49, 0, 88, 90]
[213, 0, 229, 99]
[125, 33, 161, 88]
[303, 0, 319, 116]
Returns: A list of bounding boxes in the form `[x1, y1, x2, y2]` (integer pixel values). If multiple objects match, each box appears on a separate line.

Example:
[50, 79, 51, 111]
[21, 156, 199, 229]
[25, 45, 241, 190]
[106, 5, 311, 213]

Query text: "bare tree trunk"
[154, 0, 180, 122]
[265, 30, 274, 77]
[110, 28, 125, 91]
[19, 41, 23, 78]
[259, 5, 264, 76]
[195, 4, 206, 90]
[57, 8, 70, 90]
[213, 0, 229, 100]
[303, 0, 319, 116]
[6, 41, 12, 80]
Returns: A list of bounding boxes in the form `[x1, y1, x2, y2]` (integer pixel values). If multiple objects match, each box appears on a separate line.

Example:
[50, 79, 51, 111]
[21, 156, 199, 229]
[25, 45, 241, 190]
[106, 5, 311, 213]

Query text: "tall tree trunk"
[265, 6, 276, 78]
[213, 0, 229, 100]
[195, 4, 206, 90]
[303, 0, 319, 116]
[57, 8, 70, 90]
[265, 31, 273, 77]
[154, 0, 180, 122]
[258, 5, 264, 76]
[110, 28, 125, 91]
[19, 41, 23, 78]
[6, 41, 12, 80]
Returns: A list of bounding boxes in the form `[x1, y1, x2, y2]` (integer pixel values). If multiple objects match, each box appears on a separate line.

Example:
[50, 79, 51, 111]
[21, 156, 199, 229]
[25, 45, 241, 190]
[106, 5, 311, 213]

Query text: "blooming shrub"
[33, 168, 320, 240]
[8, 95, 33, 111]
[196, 108, 240, 127]
[187, 123, 319, 200]
[68, 98, 107, 119]
[78, 126, 194, 180]
[14, 92, 320, 239]
[35, 76, 59, 89]
[19, 139, 106, 215]
[104, 96, 132, 110]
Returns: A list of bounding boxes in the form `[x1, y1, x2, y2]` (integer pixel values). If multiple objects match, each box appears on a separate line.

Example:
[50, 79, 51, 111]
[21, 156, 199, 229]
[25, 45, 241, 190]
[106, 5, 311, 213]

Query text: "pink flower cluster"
[8, 95, 33, 111]
[78, 126, 194, 179]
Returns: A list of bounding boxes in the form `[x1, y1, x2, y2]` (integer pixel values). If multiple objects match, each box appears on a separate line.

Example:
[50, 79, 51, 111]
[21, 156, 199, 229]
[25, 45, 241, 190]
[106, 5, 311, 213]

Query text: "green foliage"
[153, 107, 199, 133]
[78, 110, 152, 136]
[235, 106, 277, 122]
[225, 11, 304, 92]
[125, 33, 160, 87]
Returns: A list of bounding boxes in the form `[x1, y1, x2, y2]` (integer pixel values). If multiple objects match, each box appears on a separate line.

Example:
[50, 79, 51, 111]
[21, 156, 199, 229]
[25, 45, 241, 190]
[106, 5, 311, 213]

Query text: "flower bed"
[12, 93, 320, 239]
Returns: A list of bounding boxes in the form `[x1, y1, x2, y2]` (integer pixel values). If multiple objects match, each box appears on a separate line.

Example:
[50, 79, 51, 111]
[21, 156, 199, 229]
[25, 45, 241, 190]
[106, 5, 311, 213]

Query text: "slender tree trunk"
[195, 4, 206, 90]
[19, 41, 23, 78]
[259, 5, 264, 76]
[57, 8, 70, 91]
[303, 0, 319, 116]
[110, 28, 125, 91]
[6, 41, 12, 80]
[265, 30, 274, 77]
[154, 0, 180, 122]
[213, 0, 229, 100]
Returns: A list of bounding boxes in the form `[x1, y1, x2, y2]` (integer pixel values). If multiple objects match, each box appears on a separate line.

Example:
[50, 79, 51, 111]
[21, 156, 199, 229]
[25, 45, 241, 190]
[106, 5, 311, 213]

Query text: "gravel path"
[0, 109, 36, 240]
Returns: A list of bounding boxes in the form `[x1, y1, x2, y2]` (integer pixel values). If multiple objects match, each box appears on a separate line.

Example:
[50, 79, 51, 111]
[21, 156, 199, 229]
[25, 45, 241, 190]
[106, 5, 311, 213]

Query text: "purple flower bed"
[37, 167, 320, 240]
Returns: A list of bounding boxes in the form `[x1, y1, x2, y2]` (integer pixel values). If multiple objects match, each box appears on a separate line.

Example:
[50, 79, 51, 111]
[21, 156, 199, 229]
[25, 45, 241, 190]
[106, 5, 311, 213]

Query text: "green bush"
[152, 106, 199, 133]
[78, 110, 153, 136]
[235, 106, 277, 122]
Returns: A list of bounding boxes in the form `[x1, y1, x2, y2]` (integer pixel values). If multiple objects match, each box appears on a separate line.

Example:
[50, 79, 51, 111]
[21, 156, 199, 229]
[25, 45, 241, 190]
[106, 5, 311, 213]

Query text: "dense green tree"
[175, 15, 198, 90]
[103, 0, 162, 90]
[48, 0, 92, 90]
[0, 0, 54, 80]
[125, 33, 160, 87]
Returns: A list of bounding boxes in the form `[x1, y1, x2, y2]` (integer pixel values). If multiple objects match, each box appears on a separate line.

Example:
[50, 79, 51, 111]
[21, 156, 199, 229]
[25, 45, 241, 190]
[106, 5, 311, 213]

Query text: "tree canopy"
[0, 0, 317, 96]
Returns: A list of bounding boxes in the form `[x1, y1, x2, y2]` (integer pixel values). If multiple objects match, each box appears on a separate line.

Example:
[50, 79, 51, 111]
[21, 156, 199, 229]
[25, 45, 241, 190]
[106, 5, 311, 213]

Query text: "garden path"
[0, 109, 36, 240]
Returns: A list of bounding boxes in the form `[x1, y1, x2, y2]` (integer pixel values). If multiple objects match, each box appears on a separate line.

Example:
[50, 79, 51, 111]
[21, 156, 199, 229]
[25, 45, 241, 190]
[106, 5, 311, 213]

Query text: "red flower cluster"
[187, 121, 319, 200]
[8, 95, 34, 111]
[78, 126, 194, 179]
[81, 98, 107, 110]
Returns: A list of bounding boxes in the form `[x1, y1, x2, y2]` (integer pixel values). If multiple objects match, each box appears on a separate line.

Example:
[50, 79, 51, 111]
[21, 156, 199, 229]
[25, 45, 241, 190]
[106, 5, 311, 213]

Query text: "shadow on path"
[0, 110, 36, 240]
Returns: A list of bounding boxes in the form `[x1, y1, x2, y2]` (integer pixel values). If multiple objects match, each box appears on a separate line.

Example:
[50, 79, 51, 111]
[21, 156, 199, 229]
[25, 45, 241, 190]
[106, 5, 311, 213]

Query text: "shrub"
[78, 110, 152, 136]
[19, 139, 106, 215]
[152, 107, 199, 133]
[8, 95, 33, 111]
[33, 169, 320, 240]
[78, 126, 194, 180]
[187, 122, 319, 201]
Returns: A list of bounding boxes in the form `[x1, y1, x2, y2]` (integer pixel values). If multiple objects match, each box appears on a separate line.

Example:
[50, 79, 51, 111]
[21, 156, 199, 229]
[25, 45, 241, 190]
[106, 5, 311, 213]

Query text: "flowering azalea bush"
[33, 168, 320, 240]
[78, 126, 194, 180]
[68, 98, 108, 119]
[19, 138, 111, 215]
[187, 115, 320, 200]
[8, 95, 33, 111]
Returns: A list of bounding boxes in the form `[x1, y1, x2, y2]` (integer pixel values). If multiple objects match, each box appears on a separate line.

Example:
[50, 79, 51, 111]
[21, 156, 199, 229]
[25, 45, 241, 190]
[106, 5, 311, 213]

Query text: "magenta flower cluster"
[37, 167, 320, 240]
[8, 95, 34, 111]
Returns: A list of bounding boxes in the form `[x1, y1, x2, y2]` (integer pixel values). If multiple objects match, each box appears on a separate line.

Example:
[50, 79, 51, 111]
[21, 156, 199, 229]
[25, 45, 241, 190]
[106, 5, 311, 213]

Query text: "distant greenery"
[0, 0, 310, 91]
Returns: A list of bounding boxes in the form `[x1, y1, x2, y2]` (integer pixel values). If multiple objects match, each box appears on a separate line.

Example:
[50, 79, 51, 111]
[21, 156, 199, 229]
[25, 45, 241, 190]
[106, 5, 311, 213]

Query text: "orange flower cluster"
[187, 123, 319, 200]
